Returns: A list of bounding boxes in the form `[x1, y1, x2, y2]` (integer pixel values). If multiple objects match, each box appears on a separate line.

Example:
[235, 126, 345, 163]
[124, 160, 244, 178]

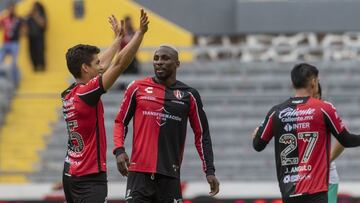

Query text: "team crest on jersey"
[173, 90, 184, 100]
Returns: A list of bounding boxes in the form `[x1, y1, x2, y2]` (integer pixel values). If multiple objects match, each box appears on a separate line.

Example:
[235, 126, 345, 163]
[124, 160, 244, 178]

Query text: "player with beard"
[113, 45, 220, 202]
[252, 63, 360, 203]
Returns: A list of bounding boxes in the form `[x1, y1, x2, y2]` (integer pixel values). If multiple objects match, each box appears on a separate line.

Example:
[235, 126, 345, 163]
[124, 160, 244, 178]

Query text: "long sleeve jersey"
[253, 96, 360, 198]
[113, 77, 215, 178]
[61, 75, 107, 177]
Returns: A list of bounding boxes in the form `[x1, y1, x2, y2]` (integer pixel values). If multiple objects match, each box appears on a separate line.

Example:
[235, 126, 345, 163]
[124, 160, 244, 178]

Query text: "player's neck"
[294, 88, 311, 98]
[154, 76, 177, 87]
[76, 77, 90, 85]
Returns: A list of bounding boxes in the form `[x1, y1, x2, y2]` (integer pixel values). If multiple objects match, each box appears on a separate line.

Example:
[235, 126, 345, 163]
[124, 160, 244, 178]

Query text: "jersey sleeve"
[188, 89, 215, 176]
[77, 75, 106, 106]
[113, 81, 138, 156]
[253, 107, 276, 152]
[322, 101, 360, 147]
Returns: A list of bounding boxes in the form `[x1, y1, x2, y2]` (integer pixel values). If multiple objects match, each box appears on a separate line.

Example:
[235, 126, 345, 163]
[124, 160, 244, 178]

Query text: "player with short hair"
[253, 63, 360, 203]
[113, 45, 220, 202]
[61, 9, 149, 203]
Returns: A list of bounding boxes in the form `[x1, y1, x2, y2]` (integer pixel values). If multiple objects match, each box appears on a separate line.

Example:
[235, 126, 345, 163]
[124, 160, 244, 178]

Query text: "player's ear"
[81, 63, 89, 73]
[310, 77, 317, 91]
[176, 60, 180, 68]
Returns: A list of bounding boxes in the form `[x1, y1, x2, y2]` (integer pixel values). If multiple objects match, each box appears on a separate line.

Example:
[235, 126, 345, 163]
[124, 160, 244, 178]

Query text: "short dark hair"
[66, 44, 100, 78]
[291, 63, 319, 89]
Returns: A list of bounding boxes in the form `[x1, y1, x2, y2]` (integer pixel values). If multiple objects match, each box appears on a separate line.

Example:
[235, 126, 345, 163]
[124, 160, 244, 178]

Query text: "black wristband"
[114, 147, 125, 157]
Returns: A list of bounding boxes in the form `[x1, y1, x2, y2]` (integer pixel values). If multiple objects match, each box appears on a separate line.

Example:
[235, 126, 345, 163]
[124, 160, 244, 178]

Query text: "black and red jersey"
[253, 96, 360, 198]
[61, 75, 107, 177]
[113, 77, 215, 178]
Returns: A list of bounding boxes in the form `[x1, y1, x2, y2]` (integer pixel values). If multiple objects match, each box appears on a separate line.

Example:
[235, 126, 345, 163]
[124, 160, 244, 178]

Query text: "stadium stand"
[194, 33, 360, 62]
[0, 65, 14, 125]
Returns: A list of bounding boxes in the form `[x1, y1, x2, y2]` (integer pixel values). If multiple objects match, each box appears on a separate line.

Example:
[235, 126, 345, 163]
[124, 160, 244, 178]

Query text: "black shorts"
[125, 172, 182, 203]
[62, 172, 107, 203]
[283, 191, 327, 203]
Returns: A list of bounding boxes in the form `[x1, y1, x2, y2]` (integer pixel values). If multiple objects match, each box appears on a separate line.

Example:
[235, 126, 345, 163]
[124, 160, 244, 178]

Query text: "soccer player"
[113, 45, 220, 202]
[61, 9, 149, 203]
[253, 63, 360, 203]
[314, 83, 342, 203]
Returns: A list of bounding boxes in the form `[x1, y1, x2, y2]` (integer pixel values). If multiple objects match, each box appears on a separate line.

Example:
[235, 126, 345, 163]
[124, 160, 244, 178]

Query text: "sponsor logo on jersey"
[173, 90, 184, 100]
[143, 107, 182, 126]
[63, 97, 74, 107]
[279, 107, 315, 119]
[283, 174, 311, 184]
[139, 96, 156, 101]
[145, 87, 153, 94]
[279, 107, 315, 122]
[284, 122, 310, 132]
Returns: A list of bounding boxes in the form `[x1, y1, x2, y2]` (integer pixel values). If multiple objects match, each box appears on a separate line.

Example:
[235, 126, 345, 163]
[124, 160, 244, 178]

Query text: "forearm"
[253, 136, 268, 152]
[334, 129, 360, 148]
[330, 140, 345, 162]
[114, 31, 144, 71]
[202, 132, 215, 176]
[102, 31, 144, 90]
[99, 37, 122, 71]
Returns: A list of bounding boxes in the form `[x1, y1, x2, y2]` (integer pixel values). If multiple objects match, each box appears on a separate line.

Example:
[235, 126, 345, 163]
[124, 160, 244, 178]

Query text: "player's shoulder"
[271, 98, 293, 112]
[126, 77, 151, 89]
[174, 80, 197, 93]
[61, 83, 77, 99]
[172, 80, 190, 89]
[319, 99, 337, 111]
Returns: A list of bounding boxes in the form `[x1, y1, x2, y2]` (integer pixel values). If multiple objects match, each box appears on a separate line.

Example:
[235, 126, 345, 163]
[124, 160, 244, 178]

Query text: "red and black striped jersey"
[113, 77, 215, 178]
[253, 96, 360, 198]
[61, 75, 107, 177]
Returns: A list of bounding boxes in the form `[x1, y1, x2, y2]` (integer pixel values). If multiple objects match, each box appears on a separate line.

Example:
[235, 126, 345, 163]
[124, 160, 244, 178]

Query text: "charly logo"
[69, 132, 84, 153]
[279, 107, 315, 119]
[173, 90, 184, 100]
[145, 87, 153, 94]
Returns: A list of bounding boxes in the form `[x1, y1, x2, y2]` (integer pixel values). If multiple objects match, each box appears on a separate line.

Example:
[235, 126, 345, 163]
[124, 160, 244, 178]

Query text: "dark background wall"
[135, 0, 360, 35]
[135, 0, 236, 35]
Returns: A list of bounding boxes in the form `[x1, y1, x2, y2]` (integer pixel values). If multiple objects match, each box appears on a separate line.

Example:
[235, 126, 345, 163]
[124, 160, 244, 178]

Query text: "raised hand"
[139, 9, 149, 34]
[108, 14, 125, 39]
